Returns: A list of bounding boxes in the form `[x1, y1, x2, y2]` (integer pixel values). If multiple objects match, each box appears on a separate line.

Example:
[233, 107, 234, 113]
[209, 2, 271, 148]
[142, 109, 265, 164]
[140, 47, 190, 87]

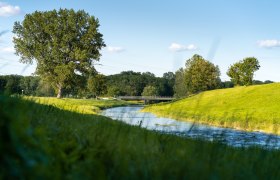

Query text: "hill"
[143, 83, 280, 134]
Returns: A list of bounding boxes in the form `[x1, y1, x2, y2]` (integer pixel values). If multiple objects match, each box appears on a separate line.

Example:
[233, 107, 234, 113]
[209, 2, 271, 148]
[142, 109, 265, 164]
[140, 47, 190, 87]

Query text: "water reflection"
[102, 106, 280, 149]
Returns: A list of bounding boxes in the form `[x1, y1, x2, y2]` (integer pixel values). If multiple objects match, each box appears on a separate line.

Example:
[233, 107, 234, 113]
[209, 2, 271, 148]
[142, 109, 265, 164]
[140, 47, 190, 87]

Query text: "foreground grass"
[1, 95, 280, 179]
[143, 83, 280, 134]
[24, 96, 136, 114]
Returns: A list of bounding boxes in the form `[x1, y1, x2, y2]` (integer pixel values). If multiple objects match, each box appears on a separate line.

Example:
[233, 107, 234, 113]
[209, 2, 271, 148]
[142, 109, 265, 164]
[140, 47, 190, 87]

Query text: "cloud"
[0, 47, 15, 53]
[257, 40, 280, 48]
[107, 46, 125, 53]
[0, 2, 21, 17]
[169, 43, 197, 52]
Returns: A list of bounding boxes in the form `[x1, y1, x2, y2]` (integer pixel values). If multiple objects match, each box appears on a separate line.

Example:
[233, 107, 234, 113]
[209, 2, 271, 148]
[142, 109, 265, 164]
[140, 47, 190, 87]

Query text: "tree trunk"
[56, 84, 62, 98]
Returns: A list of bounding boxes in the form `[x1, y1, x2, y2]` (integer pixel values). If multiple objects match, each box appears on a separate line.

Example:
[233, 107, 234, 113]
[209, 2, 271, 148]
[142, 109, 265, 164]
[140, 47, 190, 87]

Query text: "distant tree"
[227, 57, 260, 86]
[184, 54, 221, 94]
[13, 9, 105, 98]
[226, 63, 242, 85]
[240, 57, 260, 85]
[174, 68, 188, 98]
[162, 72, 175, 96]
[264, 80, 274, 84]
[220, 81, 234, 89]
[141, 85, 158, 96]
[251, 80, 273, 85]
[4, 75, 21, 95]
[107, 86, 124, 97]
[0, 76, 7, 93]
[142, 72, 156, 78]
[252, 80, 263, 85]
[87, 74, 107, 98]
[36, 80, 55, 97]
[105, 71, 175, 97]
[163, 72, 175, 81]
[19, 76, 40, 95]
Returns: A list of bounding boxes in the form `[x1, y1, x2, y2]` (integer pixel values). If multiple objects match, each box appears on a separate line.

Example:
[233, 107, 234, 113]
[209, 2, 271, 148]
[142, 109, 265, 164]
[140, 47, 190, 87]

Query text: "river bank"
[102, 106, 280, 148]
[142, 83, 280, 135]
[2, 95, 280, 179]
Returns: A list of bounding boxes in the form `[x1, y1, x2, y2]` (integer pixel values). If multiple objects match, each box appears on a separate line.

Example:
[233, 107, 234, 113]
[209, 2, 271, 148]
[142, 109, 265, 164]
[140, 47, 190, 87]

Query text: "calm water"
[101, 106, 280, 149]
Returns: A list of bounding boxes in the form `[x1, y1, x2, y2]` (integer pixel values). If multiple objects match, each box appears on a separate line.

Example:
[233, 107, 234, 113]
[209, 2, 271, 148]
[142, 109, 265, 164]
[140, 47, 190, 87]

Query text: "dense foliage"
[0, 73, 272, 98]
[0, 72, 175, 97]
[185, 54, 221, 94]
[87, 74, 107, 97]
[174, 68, 188, 98]
[13, 9, 105, 98]
[174, 55, 221, 97]
[227, 57, 260, 86]
[105, 71, 175, 97]
[0, 75, 54, 96]
[141, 85, 158, 96]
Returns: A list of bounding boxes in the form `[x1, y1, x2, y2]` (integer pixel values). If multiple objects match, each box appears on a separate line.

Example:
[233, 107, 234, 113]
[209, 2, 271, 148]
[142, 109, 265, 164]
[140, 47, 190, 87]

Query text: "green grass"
[1, 95, 280, 179]
[143, 83, 280, 134]
[24, 96, 136, 114]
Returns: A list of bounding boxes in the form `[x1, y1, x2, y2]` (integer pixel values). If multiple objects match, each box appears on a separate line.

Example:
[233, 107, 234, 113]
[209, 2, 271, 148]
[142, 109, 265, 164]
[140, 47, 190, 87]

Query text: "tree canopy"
[227, 57, 260, 86]
[173, 55, 221, 97]
[184, 54, 221, 94]
[141, 85, 158, 96]
[13, 9, 105, 98]
[105, 71, 175, 97]
[87, 74, 107, 98]
[174, 68, 187, 98]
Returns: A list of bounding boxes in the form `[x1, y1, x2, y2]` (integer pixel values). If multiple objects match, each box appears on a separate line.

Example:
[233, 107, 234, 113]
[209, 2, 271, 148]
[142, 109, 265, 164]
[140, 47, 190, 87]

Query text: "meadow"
[143, 83, 280, 134]
[1, 95, 280, 179]
[24, 96, 136, 114]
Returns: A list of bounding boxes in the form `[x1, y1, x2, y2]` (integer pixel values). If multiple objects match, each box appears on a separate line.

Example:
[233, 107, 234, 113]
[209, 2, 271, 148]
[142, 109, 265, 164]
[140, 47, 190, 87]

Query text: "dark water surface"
[101, 106, 280, 149]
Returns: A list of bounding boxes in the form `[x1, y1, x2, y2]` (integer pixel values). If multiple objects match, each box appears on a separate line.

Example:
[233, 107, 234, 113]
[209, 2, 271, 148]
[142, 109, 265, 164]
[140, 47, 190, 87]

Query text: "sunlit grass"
[2, 95, 280, 179]
[143, 83, 280, 134]
[24, 96, 136, 114]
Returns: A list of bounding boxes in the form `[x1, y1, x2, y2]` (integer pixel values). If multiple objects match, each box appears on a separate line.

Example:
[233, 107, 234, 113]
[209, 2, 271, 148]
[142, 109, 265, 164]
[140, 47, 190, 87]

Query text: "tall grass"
[143, 83, 280, 134]
[1, 95, 280, 179]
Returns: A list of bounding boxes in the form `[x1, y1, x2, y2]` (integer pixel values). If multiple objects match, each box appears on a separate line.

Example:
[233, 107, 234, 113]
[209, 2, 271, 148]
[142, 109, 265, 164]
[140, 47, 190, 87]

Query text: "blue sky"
[1, 0, 280, 81]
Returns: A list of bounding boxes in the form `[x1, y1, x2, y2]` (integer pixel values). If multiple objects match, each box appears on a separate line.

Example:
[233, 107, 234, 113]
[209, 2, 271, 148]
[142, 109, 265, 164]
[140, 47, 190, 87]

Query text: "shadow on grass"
[1, 95, 280, 179]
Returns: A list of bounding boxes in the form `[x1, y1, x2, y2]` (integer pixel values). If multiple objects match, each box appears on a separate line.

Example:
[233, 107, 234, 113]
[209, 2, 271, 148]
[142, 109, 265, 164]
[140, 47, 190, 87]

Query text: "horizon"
[0, 0, 280, 81]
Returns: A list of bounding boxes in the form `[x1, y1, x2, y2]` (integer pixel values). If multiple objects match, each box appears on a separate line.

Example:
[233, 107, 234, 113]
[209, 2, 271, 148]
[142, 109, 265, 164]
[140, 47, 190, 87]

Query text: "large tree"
[13, 9, 105, 98]
[227, 57, 260, 86]
[184, 54, 221, 94]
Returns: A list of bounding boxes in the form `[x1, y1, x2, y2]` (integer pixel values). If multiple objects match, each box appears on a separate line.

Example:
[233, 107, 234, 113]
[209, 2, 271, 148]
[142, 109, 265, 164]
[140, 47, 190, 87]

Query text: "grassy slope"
[25, 96, 135, 114]
[143, 83, 280, 134]
[1, 95, 280, 179]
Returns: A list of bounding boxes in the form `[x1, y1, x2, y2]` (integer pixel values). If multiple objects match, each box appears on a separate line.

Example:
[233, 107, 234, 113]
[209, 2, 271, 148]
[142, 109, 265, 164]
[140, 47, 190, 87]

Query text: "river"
[101, 106, 280, 149]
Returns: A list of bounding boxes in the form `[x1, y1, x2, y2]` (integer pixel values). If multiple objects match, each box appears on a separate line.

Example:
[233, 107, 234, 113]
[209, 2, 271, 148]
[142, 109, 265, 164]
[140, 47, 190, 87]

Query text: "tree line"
[0, 72, 174, 97]
[0, 67, 273, 98]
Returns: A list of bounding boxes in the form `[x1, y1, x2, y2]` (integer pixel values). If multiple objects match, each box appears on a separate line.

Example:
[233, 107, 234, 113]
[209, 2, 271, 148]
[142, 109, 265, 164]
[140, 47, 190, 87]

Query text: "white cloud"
[257, 40, 280, 48]
[0, 2, 21, 17]
[0, 47, 15, 53]
[169, 43, 197, 52]
[107, 46, 125, 53]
